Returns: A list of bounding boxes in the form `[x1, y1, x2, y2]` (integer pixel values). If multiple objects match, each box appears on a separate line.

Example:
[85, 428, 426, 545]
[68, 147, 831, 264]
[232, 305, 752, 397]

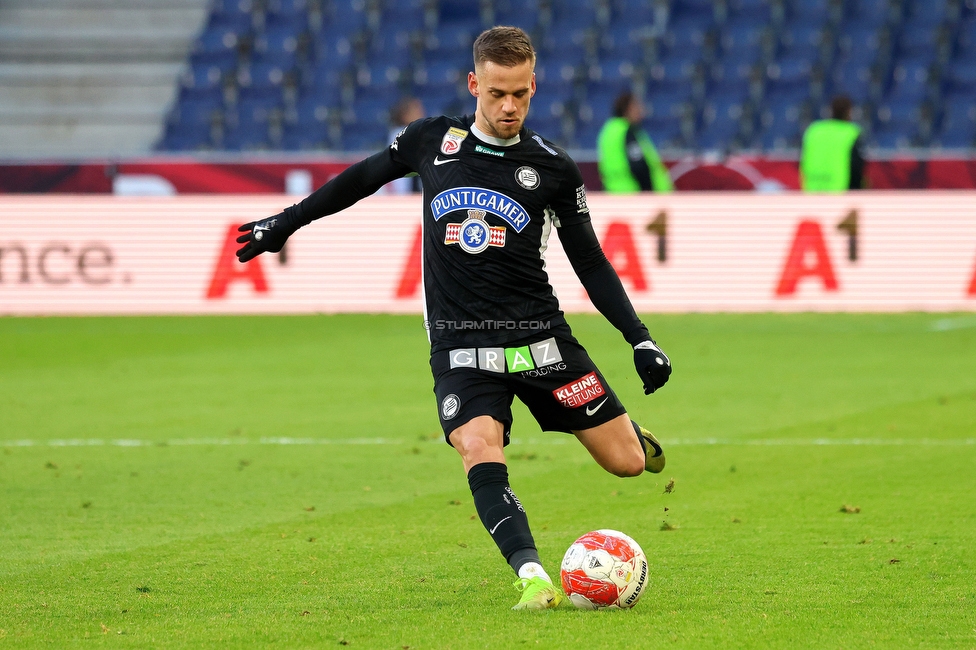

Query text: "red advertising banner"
[1, 193, 974, 315]
[3, 156, 976, 194]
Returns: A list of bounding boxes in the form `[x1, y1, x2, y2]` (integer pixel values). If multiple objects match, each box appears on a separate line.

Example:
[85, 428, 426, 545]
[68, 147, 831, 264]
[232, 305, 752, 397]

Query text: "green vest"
[597, 117, 674, 193]
[800, 119, 862, 192]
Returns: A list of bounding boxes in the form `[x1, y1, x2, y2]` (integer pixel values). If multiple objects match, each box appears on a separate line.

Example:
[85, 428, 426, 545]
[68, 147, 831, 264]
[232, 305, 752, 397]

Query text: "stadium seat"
[787, 0, 830, 25]
[492, 0, 541, 33]
[158, 121, 214, 151]
[830, 58, 875, 104]
[884, 57, 933, 103]
[847, 0, 890, 24]
[223, 121, 271, 150]
[282, 120, 333, 150]
[902, 0, 951, 28]
[778, 21, 825, 61]
[339, 121, 390, 151]
[935, 95, 976, 147]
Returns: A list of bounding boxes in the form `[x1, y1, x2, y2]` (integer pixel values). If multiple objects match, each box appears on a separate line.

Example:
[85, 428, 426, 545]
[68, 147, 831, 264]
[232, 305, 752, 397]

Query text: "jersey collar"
[471, 122, 521, 147]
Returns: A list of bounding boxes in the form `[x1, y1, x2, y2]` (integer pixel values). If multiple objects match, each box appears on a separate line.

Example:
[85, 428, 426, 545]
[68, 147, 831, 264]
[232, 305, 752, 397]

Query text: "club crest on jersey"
[440, 127, 468, 155]
[515, 166, 540, 190]
[444, 210, 506, 254]
[430, 187, 530, 232]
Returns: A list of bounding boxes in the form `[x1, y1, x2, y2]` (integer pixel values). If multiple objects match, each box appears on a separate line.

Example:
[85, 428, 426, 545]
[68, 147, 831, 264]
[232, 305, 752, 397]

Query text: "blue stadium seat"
[237, 62, 291, 91]
[349, 95, 391, 126]
[778, 21, 824, 60]
[223, 121, 270, 150]
[251, 29, 301, 69]
[870, 124, 911, 148]
[325, 0, 369, 32]
[538, 20, 595, 57]
[645, 117, 684, 148]
[696, 116, 742, 151]
[175, 90, 224, 124]
[207, 2, 255, 35]
[182, 63, 225, 91]
[936, 95, 976, 147]
[726, 0, 774, 22]
[835, 21, 883, 64]
[895, 23, 942, 59]
[649, 52, 701, 92]
[884, 57, 932, 103]
[831, 58, 875, 103]
[956, 16, 976, 57]
[765, 56, 812, 94]
[159, 121, 214, 151]
[943, 55, 976, 94]
[234, 86, 283, 121]
[608, 0, 659, 27]
[439, 0, 479, 24]
[378, 1, 427, 34]
[339, 121, 390, 151]
[308, 26, 355, 71]
[282, 121, 333, 150]
[788, 0, 830, 24]
[551, 0, 602, 26]
[493, 0, 541, 33]
[756, 86, 807, 149]
[903, 0, 949, 27]
[663, 15, 715, 56]
[846, 0, 895, 26]
[756, 114, 802, 150]
[671, 0, 717, 21]
[426, 20, 482, 58]
[290, 88, 341, 126]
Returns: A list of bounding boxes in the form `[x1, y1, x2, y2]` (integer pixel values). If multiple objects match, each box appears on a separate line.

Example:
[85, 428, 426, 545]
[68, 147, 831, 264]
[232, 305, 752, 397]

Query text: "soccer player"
[236, 26, 672, 611]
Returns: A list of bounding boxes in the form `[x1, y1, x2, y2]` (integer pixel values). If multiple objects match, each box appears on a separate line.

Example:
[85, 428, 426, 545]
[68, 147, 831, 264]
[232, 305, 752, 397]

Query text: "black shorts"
[430, 329, 628, 446]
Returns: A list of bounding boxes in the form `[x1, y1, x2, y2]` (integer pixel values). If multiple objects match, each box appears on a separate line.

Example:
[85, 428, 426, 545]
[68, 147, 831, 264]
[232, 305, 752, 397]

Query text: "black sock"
[467, 462, 540, 573]
[632, 419, 647, 456]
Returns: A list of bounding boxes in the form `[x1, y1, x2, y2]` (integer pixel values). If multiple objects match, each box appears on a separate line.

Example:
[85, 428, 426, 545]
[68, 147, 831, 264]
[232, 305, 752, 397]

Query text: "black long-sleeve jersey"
[285, 114, 649, 353]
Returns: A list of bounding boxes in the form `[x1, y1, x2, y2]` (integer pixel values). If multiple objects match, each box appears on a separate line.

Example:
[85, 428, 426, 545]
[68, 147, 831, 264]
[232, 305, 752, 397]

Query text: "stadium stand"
[3, 0, 970, 156]
[0, 0, 209, 157]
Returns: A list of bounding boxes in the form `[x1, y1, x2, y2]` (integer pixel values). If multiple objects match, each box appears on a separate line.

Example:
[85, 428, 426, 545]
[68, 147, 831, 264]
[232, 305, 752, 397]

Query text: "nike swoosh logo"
[433, 157, 460, 165]
[585, 397, 609, 416]
[489, 516, 512, 534]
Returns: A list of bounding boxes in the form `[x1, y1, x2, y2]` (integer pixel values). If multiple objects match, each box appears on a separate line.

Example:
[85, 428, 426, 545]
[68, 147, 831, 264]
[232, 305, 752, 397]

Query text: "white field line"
[2, 437, 975, 448]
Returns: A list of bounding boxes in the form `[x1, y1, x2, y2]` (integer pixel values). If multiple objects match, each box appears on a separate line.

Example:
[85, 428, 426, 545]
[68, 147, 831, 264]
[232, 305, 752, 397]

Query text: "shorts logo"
[515, 166, 540, 190]
[444, 210, 506, 254]
[440, 127, 468, 155]
[448, 337, 563, 374]
[553, 372, 605, 408]
[441, 394, 461, 420]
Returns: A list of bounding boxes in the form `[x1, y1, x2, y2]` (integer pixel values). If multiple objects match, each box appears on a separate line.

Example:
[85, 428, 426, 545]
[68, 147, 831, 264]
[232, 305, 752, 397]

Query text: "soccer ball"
[560, 529, 648, 610]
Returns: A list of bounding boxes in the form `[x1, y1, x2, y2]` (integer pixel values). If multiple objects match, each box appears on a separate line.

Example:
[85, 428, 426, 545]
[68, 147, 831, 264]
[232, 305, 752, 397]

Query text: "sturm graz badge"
[444, 209, 506, 254]
[515, 166, 540, 190]
[441, 394, 461, 420]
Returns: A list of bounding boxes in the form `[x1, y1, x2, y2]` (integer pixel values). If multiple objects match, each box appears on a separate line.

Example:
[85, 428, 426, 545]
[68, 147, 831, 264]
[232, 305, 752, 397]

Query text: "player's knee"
[608, 450, 645, 478]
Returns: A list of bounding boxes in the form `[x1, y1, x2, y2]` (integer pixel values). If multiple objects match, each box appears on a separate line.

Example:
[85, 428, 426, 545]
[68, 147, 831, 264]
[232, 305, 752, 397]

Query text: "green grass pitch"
[1, 313, 975, 648]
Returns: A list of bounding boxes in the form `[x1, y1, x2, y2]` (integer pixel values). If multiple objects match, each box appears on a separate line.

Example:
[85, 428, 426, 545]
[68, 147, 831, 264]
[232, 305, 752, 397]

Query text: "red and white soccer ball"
[560, 529, 648, 610]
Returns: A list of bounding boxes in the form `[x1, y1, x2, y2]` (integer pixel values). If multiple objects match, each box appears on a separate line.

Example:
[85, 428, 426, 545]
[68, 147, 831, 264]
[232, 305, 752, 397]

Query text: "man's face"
[468, 60, 536, 140]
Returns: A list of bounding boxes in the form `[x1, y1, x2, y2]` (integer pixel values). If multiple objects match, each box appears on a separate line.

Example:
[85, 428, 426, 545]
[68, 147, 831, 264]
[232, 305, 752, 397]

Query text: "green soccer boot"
[636, 424, 666, 473]
[512, 577, 562, 611]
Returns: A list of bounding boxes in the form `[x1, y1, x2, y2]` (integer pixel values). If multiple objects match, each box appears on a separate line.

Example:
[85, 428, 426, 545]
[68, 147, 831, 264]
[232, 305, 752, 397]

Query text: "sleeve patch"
[576, 185, 590, 214]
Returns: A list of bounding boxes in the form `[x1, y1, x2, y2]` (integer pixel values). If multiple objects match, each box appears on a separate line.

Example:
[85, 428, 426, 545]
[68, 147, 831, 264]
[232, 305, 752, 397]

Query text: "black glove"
[236, 211, 297, 263]
[634, 339, 671, 394]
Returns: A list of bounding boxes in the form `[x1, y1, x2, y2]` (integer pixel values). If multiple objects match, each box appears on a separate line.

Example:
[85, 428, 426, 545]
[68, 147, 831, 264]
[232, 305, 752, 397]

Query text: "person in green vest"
[597, 92, 674, 193]
[800, 95, 866, 192]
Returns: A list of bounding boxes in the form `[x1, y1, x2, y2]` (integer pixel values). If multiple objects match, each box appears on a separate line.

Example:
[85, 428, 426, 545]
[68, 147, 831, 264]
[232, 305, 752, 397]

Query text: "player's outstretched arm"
[558, 221, 672, 394]
[236, 150, 411, 263]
